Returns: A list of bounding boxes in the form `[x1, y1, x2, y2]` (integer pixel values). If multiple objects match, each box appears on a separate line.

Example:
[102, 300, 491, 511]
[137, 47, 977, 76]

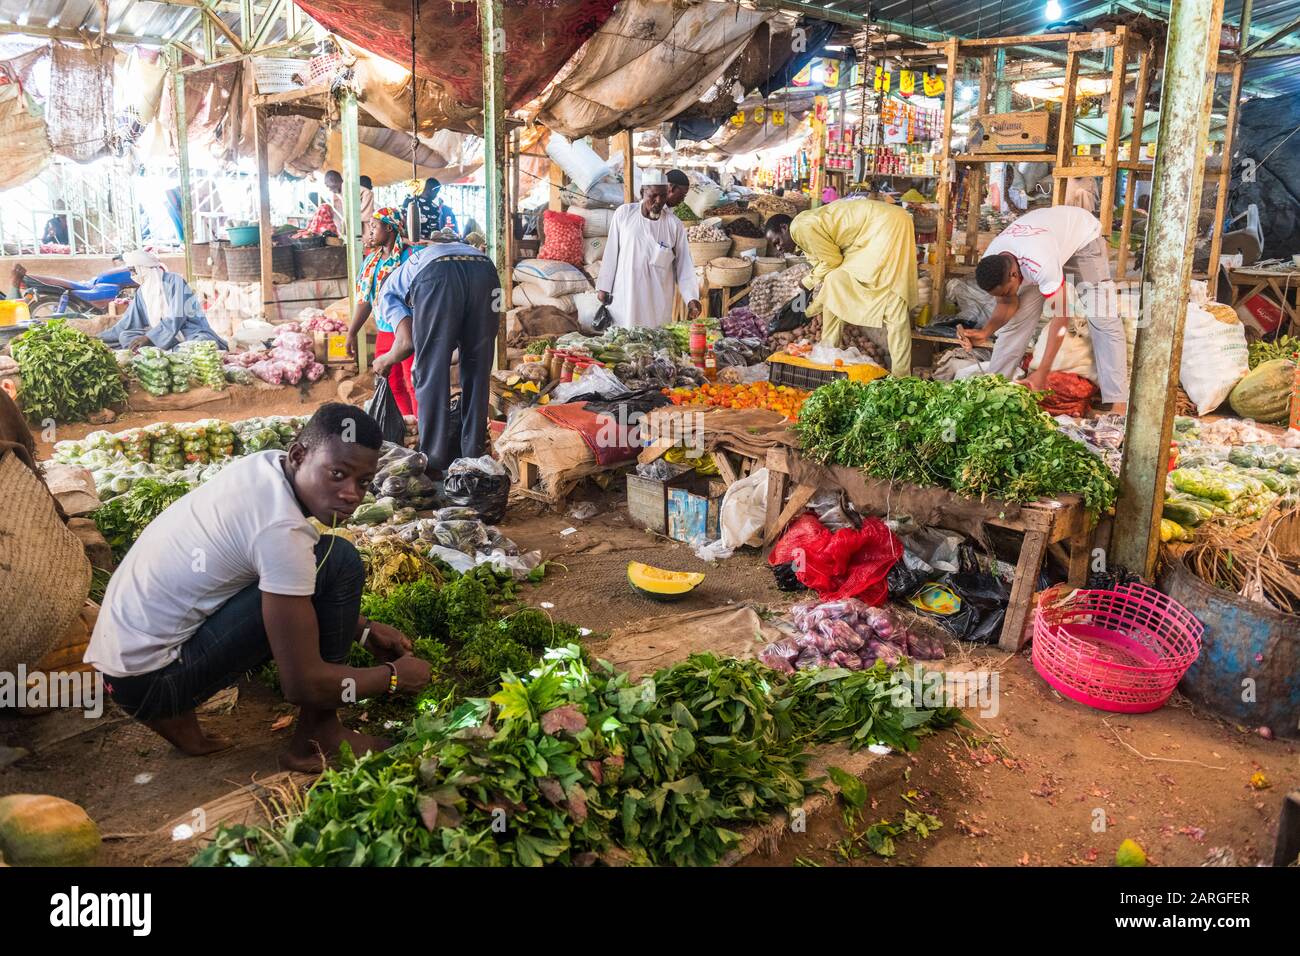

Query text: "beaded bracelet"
[384, 662, 398, 695]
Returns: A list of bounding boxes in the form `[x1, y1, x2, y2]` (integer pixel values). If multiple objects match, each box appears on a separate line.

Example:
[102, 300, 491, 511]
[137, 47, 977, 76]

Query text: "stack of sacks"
[512, 258, 592, 315]
[568, 206, 612, 269]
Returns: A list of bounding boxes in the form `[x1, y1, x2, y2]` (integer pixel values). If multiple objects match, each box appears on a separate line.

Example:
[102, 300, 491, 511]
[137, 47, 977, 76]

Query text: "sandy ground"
[2, 388, 1295, 867]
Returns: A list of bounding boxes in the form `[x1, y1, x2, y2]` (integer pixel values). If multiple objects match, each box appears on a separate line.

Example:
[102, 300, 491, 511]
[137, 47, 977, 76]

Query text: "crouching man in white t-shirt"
[956, 206, 1128, 414]
[85, 403, 432, 770]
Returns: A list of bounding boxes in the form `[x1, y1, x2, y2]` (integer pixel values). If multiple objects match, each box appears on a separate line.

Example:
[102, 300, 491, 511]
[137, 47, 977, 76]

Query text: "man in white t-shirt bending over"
[957, 205, 1128, 414]
[85, 403, 431, 770]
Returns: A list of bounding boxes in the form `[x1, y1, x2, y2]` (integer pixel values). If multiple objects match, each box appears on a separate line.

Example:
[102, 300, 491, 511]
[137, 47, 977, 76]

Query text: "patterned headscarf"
[373, 206, 404, 234]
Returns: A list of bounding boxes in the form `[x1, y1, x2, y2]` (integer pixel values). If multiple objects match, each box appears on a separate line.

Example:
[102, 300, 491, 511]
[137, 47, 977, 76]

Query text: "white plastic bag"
[1026, 324, 1097, 381]
[686, 182, 723, 218]
[428, 545, 475, 573]
[694, 467, 769, 561]
[573, 290, 602, 330]
[1180, 299, 1249, 415]
[552, 364, 629, 402]
[545, 133, 612, 194]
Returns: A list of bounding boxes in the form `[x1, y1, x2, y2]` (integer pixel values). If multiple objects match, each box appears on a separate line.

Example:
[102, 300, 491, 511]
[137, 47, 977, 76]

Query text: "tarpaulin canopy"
[534, 0, 783, 139]
[294, 0, 618, 126]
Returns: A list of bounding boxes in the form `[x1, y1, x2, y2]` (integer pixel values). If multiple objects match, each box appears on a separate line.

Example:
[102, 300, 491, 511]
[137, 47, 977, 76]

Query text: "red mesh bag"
[1038, 372, 1097, 417]
[538, 210, 586, 268]
[768, 513, 902, 604]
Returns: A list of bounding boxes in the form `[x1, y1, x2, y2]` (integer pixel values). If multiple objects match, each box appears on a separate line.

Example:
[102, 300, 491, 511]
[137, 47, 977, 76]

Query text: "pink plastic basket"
[1031, 583, 1203, 713]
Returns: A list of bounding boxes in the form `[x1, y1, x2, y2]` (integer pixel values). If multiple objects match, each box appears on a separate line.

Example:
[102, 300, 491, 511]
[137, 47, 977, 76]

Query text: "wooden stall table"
[1221, 265, 1300, 333]
[762, 446, 1093, 652]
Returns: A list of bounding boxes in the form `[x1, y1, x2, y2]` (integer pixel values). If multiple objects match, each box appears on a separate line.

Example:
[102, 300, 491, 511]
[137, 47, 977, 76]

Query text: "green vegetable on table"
[92, 477, 192, 560]
[10, 319, 128, 423]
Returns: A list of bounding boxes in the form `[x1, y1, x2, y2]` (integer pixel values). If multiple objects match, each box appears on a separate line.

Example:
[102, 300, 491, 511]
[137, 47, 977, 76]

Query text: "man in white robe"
[596, 169, 701, 329]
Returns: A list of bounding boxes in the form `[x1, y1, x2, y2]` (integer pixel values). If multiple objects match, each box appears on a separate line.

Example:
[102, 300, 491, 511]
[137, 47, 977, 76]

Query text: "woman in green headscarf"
[346, 206, 418, 415]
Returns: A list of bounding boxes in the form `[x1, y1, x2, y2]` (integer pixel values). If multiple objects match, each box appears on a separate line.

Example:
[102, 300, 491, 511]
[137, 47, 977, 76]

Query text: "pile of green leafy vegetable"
[92, 477, 193, 561]
[794, 376, 1118, 512]
[1248, 335, 1300, 370]
[195, 650, 962, 868]
[10, 319, 128, 423]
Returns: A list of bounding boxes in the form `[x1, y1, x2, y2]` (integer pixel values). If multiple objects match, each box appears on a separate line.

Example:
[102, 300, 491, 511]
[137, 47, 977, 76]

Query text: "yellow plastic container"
[0, 299, 29, 326]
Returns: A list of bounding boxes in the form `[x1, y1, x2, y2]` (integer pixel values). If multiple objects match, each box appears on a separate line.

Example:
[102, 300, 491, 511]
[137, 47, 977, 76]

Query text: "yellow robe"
[790, 199, 919, 376]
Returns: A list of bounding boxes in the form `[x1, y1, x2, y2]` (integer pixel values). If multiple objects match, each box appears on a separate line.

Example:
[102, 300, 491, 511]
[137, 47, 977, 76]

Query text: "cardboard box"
[970, 111, 1055, 153]
[313, 331, 353, 364]
[627, 473, 723, 543]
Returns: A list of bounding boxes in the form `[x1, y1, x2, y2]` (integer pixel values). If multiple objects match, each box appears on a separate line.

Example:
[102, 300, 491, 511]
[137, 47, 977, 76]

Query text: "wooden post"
[548, 161, 564, 212]
[1097, 27, 1129, 237]
[504, 127, 518, 310]
[479, 0, 509, 370]
[338, 85, 366, 370]
[1051, 48, 1081, 206]
[617, 129, 635, 204]
[931, 38, 959, 321]
[1207, 0, 1251, 281]
[172, 68, 195, 283]
[1112, 0, 1228, 578]
[252, 107, 273, 317]
[1117, 44, 1151, 277]
[964, 54, 995, 263]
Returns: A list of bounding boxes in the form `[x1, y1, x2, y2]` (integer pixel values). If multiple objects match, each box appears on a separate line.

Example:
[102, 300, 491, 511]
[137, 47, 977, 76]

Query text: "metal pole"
[339, 85, 366, 370]
[479, 0, 508, 370]
[1112, 0, 1228, 578]
[172, 67, 195, 283]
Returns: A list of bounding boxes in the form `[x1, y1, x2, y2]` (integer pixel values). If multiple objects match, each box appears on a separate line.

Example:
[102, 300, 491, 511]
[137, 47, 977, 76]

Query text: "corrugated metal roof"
[0, 0, 290, 49]
[810, 0, 1300, 95]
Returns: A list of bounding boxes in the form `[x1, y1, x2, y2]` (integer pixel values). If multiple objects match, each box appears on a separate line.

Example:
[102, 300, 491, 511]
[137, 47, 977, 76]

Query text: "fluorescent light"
[1046, 0, 1063, 19]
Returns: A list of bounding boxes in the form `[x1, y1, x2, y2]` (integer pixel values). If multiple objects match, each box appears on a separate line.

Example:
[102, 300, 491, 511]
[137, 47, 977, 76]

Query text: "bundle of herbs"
[11, 319, 128, 423]
[92, 477, 193, 560]
[196, 651, 961, 868]
[795, 376, 1117, 512]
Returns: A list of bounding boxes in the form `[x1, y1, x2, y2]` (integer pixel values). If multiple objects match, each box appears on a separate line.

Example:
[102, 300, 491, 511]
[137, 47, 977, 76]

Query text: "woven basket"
[225, 244, 294, 283]
[210, 240, 229, 281]
[192, 242, 213, 278]
[706, 256, 753, 287]
[730, 235, 768, 256]
[688, 238, 732, 267]
[754, 256, 785, 276]
[293, 244, 349, 280]
[0, 452, 92, 672]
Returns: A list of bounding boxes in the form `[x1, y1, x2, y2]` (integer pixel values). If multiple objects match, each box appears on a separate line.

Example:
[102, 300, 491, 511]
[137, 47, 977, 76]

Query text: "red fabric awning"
[294, 0, 618, 109]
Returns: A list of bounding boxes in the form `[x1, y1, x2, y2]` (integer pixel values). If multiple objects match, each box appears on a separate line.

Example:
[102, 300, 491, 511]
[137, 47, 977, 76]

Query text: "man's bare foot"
[143, 712, 234, 756]
[281, 711, 390, 772]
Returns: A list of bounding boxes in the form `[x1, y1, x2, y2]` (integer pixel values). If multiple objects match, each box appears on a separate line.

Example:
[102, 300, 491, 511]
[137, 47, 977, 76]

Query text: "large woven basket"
[225, 244, 294, 283]
[192, 242, 213, 278]
[0, 452, 92, 672]
[729, 235, 767, 256]
[688, 238, 732, 267]
[706, 256, 753, 287]
[293, 244, 349, 280]
[754, 256, 785, 276]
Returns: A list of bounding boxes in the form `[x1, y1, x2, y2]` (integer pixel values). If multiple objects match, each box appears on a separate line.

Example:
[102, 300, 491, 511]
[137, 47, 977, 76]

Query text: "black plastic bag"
[365, 377, 406, 446]
[887, 563, 926, 599]
[443, 456, 511, 524]
[767, 298, 807, 335]
[591, 302, 613, 332]
[905, 571, 1011, 645]
[770, 561, 808, 592]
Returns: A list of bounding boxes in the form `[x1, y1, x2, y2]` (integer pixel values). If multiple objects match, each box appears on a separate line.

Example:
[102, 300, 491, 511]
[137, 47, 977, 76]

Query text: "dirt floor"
[3, 387, 1296, 867]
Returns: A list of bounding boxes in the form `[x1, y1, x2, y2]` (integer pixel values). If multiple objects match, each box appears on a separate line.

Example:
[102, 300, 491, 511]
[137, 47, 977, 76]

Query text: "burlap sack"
[0, 451, 92, 671]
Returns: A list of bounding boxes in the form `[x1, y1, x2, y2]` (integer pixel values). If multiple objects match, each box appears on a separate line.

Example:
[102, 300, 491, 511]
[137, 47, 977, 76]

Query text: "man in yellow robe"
[765, 200, 919, 377]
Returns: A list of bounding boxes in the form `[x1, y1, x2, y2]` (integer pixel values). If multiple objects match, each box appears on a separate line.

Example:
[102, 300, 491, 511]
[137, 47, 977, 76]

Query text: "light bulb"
[1046, 0, 1063, 19]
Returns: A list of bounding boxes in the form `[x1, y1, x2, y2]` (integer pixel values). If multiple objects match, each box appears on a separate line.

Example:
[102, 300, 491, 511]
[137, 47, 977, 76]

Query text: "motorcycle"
[15, 259, 136, 319]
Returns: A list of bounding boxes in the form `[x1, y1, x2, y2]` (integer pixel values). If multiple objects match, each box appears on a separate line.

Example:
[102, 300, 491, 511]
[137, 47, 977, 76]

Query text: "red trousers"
[373, 330, 418, 417]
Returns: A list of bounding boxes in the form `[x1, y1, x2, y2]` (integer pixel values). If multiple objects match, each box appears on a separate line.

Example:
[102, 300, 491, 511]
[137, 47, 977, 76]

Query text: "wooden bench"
[761, 446, 1092, 652]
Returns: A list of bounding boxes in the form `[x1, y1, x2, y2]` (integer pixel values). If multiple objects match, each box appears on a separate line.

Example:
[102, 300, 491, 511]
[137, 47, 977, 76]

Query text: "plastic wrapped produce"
[829, 650, 864, 671]
[166, 349, 194, 392]
[795, 646, 826, 670]
[433, 519, 490, 553]
[443, 455, 511, 524]
[1169, 467, 1253, 503]
[866, 639, 902, 667]
[819, 618, 865, 651]
[759, 641, 798, 674]
[132, 347, 171, 395]
[180, 341, 227, 391]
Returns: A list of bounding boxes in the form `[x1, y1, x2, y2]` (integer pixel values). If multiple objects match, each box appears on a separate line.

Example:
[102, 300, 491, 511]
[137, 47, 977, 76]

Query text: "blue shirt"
[376, 242, 492, 331]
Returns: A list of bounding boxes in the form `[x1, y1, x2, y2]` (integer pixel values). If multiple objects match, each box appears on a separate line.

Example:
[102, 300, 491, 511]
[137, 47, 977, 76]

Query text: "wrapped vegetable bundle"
[132, 347, 172, 396]
[181, 341, 227, 391]
[180, 423, 210, 465]
[368, 442, 437, 511]
[771, 598, 942, 674]
[204, 419, 237, 460]
[1169, 467, 1255, 503]
[721, 307, 768, 341]
[167, 350, 194, 393]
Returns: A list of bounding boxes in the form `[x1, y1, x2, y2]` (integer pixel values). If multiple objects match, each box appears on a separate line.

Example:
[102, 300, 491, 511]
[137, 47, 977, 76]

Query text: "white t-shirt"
[984, 206, 1102, 298]
[86, 451, 320, 678]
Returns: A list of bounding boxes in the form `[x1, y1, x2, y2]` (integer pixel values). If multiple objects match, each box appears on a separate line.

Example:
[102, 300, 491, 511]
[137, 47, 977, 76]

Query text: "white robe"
[596, 202, 699, 329]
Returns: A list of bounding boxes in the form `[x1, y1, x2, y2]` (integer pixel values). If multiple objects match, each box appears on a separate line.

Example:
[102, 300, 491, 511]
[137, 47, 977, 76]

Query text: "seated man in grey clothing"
[99, 250, 227, 351]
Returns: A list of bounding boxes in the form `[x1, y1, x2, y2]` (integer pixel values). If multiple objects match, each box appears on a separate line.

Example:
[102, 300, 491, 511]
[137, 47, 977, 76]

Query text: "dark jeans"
[105, 535, 365, 721]
[408, 255, 501, 472]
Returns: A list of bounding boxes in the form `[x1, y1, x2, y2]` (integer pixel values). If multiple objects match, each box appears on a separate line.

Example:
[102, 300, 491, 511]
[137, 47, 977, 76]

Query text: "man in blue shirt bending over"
[373, 234, 500, 478]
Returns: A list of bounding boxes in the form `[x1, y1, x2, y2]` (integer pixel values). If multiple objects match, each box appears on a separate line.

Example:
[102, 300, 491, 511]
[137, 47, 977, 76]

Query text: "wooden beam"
[1112, 0, 1228, 578]
[253, 107, 273, 312]
[0, 23, 172, 46]
[173, 69, 195, 283]
[480, 0, 509, 371]
[250, 0, 287, 52]
[1051, 49, 1082, 205]
[548, 161, 565, 212]
[203, 5, 243, 52]
[930, 37, 959, 323]
[1097, 26, 1129, 238]
[1243, 13, 1300, 56]
[240, 0, 254, 47]
[1117, 46, 1152, 276]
